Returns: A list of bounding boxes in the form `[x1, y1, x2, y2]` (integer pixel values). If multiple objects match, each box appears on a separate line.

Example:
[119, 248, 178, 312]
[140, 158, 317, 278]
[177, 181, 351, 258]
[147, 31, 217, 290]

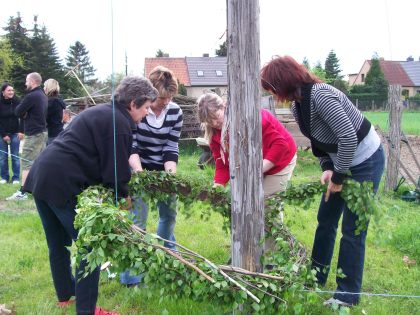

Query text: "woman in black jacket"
[0, 83, 23, 184]
[44, 79, 67, 145]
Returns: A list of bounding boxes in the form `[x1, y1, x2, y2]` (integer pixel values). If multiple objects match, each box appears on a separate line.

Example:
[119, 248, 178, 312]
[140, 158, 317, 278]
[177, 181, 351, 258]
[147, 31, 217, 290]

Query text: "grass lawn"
[0, 148, 419, 314]
[363, 111, 420, 135]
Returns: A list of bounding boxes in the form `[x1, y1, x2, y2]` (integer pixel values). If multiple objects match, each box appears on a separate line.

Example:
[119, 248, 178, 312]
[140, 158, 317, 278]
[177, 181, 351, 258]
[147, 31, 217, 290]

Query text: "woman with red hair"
[261, 56, 385, 307]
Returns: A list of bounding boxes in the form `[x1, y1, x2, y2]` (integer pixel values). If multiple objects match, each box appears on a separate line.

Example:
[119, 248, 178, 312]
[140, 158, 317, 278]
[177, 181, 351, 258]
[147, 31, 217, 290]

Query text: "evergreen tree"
[324, 50, 342, 84]
[302, 57, 310, 69]
[3, 13, 32, 94]
[29, 17, 64, 84]
[215, 41, 227, 57]
[155, 49, 165, 57]
[66, 41, 96, 85]
[365, 56, 388, 101]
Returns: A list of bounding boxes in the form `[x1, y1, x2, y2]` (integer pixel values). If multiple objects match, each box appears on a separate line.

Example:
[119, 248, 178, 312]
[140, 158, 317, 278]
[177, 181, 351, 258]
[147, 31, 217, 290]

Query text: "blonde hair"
[148, 66, 178, 98]
[44, 78, 60, 96]
[197, 92, 225, 141]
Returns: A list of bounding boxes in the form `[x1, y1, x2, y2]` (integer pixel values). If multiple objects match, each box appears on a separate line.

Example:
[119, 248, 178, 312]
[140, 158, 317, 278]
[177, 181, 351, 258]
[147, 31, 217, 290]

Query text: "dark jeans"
[0, 134, 20, 181]
[35, 198, 100, 315]
[311, 145, 385, 305]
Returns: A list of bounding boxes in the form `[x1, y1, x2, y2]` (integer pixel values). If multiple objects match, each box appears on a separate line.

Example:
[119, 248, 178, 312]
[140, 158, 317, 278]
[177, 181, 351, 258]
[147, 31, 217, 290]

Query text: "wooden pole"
[227, 0, 264, 273]
[384, 85, 403, 192]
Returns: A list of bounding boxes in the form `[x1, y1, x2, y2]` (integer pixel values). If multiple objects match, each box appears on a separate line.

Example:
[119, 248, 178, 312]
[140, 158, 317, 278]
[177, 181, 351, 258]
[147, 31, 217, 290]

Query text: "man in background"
[7, 72, 47, 200]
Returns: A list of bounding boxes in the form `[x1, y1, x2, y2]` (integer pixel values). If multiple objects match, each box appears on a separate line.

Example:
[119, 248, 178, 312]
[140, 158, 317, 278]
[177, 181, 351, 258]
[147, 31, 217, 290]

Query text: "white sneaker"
[0, 179, 7, 184]
[6, 190, 28, 201]
[12, 180, 20, 185]
[323, 297, 351, 307]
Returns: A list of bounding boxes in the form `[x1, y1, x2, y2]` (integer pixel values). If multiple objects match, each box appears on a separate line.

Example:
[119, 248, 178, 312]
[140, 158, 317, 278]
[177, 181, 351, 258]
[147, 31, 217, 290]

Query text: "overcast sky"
[1, 0, 419, 81]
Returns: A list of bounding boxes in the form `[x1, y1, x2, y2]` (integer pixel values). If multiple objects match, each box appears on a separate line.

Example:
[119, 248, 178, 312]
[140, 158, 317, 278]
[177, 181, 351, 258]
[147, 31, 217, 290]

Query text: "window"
[216, 70, 223, 77]
[197, 70, 204, 77]
[361, 74, 365, 82]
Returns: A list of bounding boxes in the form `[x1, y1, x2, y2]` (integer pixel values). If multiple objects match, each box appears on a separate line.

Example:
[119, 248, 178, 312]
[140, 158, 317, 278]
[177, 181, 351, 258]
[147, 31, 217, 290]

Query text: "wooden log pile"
[64, 94, 203, 139]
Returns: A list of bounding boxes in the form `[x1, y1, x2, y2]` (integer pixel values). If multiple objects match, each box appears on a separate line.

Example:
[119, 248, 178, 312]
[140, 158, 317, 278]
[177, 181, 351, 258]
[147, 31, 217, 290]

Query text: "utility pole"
[227, 0, 264, 273]
[125, 51, 128, 76]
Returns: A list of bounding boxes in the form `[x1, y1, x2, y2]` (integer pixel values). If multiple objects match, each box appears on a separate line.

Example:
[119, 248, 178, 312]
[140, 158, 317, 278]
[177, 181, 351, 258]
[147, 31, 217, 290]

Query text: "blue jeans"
[35, 198, 100, 315]
[120, 196, 177, 285]
[311, 145, 385, 305]
[0, 134, 20, 182]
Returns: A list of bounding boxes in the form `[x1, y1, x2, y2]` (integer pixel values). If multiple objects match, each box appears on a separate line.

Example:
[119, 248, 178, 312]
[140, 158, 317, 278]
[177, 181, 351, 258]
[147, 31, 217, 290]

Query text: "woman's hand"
[119, 196, 132, 210]
[320, 170, 342, 202]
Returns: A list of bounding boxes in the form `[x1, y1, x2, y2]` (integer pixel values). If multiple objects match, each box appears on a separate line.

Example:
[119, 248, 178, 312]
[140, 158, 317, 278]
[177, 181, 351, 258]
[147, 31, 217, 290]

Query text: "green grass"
[0, 149, 419, 314]
[363, 111, 420, 135]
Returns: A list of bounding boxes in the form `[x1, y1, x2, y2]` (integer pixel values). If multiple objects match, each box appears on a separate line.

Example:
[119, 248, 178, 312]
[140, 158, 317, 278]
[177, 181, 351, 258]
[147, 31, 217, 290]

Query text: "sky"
[1, 0, 419, 81]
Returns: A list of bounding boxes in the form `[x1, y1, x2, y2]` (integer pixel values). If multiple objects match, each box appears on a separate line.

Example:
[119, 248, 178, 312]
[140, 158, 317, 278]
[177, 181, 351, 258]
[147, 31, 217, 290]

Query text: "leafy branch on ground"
[74, 172, 379, 313]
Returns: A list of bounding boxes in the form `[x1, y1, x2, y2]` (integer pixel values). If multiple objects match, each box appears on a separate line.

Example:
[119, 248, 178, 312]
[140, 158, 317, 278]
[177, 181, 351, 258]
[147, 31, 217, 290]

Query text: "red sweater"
[210, 109, 297, 185]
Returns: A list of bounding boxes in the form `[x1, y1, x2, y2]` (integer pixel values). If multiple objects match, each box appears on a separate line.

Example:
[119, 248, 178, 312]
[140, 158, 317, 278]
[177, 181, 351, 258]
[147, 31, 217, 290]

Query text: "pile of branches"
[74, 172, 379, 313]
[75, 185, 317, 314]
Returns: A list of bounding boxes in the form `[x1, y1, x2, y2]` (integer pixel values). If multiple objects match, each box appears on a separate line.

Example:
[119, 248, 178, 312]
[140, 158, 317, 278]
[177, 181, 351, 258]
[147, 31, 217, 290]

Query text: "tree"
[66, 41, 96, 85]
[215, 41, 227, 57]
[302, 57, 310, 69]
[0, 37, 15, 82]
[29, 17, 65, 86]
[324, 50, 342, 84]
[177, 80, 187, 96]
[365, 56, 388, 102]
[311, 61, 327, 82]
[155, 49, 166, 57]
[3, 13, 32, 94]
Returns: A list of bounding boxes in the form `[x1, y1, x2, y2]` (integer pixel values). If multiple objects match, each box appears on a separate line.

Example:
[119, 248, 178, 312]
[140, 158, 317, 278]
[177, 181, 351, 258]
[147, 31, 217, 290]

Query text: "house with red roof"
[349, 57, 420, 97]
[144, 55, 227, 98]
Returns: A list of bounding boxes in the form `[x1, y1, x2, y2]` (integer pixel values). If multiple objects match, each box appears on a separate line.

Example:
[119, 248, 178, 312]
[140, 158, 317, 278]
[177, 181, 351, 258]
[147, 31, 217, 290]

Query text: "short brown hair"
[148, 66, 178, 98]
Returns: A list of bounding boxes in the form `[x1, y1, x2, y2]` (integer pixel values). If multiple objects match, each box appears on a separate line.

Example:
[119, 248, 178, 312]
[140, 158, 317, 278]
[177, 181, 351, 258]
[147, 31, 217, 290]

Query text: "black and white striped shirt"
[132, 102, 183, 171]
[292, 83, 370, 184]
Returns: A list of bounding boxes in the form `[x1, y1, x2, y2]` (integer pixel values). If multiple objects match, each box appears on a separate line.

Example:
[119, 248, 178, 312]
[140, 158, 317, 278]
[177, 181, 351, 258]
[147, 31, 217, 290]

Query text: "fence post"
[384, 85, 403, 192]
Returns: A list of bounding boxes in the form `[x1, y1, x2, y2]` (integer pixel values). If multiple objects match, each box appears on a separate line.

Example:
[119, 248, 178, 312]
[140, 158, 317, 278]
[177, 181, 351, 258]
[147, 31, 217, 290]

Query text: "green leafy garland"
[74, 172, 379, 313]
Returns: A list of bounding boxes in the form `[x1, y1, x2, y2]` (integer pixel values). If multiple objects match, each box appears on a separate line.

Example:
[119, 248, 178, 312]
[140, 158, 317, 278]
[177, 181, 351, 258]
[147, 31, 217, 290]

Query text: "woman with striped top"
[261, 56, 385, 307]
[121, 66, 182, 286]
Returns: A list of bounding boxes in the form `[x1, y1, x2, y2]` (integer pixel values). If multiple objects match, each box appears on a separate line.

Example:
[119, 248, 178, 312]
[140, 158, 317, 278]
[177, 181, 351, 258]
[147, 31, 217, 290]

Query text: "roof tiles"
[144, 58, 190, 86]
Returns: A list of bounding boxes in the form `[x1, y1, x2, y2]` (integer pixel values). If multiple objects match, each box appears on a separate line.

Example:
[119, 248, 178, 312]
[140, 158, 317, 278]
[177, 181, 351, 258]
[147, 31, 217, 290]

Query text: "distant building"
[144, 55, 227, 98]
[349, 57, 420, 97]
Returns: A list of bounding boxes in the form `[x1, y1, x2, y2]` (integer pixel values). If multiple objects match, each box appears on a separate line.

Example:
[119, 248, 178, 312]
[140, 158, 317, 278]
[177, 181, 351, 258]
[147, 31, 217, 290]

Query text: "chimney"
[203, 53, 209, 57]
[163, 53, 169, 57]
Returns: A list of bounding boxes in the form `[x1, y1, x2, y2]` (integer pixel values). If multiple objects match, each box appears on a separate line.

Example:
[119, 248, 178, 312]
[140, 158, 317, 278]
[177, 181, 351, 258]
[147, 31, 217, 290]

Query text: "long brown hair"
[260, 55, 322, 101]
